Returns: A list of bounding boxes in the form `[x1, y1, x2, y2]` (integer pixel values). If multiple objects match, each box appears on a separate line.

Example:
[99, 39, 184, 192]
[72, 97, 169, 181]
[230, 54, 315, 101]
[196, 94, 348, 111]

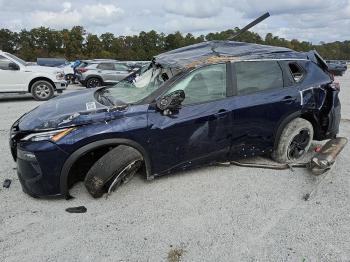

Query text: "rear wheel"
[31, 80, 54, 101]
[272, 118, 313, 163]
[84, 145, 143, 198]
[86, 77, 102, 88]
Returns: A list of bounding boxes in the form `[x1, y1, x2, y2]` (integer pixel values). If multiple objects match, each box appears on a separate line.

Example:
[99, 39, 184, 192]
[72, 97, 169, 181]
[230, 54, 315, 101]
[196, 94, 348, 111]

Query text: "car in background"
[37, 58, 67, 67]
[76, 60, 137, 88]
[0, 50, 67, 100]
[326, 60, 347, 76]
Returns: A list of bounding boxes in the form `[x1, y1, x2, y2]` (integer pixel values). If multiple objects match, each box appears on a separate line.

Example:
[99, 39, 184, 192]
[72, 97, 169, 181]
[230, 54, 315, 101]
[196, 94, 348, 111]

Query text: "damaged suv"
[10, 40, 341, 198]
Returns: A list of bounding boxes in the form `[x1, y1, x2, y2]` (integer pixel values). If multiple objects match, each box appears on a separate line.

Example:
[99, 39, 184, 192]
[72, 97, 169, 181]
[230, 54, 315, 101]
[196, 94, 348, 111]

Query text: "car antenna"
[228, 12, 270, 40]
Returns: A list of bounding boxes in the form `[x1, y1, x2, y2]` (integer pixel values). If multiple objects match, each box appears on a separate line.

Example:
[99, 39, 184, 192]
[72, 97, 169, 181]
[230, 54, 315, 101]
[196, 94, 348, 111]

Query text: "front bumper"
[55, 81, 68, 90]
[14, 142, 69, 198]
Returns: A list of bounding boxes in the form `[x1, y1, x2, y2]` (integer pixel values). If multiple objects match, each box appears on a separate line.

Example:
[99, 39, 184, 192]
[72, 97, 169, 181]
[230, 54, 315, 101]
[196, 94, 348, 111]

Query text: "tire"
[31, 80, 54, 101]
[272, 118, 313, 163]
[84, 145, 143, 198]
[86, 77, 102, 88]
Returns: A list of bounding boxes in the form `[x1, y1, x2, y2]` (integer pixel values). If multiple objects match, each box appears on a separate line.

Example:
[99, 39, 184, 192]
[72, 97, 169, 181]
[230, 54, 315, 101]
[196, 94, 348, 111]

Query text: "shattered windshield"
[97, 66, 179, 106]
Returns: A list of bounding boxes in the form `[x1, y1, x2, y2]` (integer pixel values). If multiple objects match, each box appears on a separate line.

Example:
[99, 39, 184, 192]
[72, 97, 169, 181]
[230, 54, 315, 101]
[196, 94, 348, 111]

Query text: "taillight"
[329, 82, 340, 91]
[78, 68, 88, 73]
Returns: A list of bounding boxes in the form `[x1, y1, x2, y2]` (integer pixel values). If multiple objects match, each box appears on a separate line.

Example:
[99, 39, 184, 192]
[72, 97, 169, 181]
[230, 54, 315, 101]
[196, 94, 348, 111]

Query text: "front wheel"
[31, 80, 54, 101]
[84, 145, 143, 198]
[86, 77, 102, 88]
[272, 118, 313, 163]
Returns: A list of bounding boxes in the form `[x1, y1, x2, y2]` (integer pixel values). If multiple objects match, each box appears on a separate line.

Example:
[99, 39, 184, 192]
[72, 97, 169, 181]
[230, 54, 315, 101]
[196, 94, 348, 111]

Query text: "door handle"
[214, 109, 228, 119]
[282, 96, 297, 104]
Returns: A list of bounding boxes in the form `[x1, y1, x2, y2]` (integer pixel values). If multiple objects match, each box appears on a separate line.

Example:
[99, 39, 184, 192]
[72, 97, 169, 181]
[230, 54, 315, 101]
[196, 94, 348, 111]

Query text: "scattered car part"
[228, 160, 308, 170]
[272, 118, 313, 163]
[229, 12, 270, 40]
[65, 206, 87, 213]
[309, 137, 348, 175]
[84, 145, 143, 198]
[3, 179, 12, 188]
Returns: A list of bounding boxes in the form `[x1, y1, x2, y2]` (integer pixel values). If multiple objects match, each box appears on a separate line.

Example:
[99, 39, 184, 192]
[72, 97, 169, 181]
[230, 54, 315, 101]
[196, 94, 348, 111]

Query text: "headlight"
[21, 128, 76, 142]
[55, 72, 65, 80]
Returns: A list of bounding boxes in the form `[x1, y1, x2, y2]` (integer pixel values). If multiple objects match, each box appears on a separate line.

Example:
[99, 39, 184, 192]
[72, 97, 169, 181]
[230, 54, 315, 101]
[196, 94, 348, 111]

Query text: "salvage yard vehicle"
[9, 39, 341, 198]
[0, 50, 67, 100]
[76, 60, 137, 88]
[326, 60, 347, 76]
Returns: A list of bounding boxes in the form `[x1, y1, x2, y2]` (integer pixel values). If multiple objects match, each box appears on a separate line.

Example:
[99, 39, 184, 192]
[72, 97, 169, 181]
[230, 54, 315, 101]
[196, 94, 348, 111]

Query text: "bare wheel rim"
[107, 160, 142, 195]
[34, 84, 51, 98]
[88, 79, 101, 88]
[287, 129, 311, 160]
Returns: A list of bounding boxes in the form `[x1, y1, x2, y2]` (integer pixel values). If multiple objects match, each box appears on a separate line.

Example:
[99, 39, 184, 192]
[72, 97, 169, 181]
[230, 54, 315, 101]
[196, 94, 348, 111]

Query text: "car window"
[0, 55, 11, 70]
[97, 63, 115, 70]
[235, 61, 283, 95]
[288, 62, 304, 83]
[114, 63, 129, 71]
[166, 63, 226, 105]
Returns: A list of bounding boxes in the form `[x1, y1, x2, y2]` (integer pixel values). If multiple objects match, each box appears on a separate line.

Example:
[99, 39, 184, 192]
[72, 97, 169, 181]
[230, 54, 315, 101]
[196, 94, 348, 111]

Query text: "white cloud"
[163, 0, 222, 18]
[27, 2, 124, 28]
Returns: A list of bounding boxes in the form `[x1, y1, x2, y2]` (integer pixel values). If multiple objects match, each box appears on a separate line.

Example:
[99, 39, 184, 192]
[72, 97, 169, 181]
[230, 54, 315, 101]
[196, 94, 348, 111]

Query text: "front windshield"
[98, 66, 180, 106]
[5, 53, 27, 66]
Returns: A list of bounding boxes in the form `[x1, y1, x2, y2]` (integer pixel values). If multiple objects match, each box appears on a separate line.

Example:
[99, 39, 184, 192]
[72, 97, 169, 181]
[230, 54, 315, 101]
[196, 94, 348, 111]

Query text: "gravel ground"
[0, 73, 349, 262]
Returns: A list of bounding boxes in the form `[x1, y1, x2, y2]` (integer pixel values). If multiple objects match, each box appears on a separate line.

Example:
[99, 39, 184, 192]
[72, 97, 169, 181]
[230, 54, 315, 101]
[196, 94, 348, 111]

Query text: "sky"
[0, 0, 349, 44]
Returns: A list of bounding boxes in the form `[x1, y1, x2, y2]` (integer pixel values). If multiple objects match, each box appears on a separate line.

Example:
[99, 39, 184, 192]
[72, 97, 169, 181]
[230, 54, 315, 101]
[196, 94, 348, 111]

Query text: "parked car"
[9, 40, 341, 198]
[76, 60, 136, 88]
[326, 60, 347, 76]
[0, 50, 67, 100]
[58, 62, 75, 84]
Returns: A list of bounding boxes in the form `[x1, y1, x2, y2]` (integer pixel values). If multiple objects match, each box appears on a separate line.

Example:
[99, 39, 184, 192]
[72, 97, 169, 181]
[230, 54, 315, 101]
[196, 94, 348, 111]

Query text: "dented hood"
[18, 88, 109, 131]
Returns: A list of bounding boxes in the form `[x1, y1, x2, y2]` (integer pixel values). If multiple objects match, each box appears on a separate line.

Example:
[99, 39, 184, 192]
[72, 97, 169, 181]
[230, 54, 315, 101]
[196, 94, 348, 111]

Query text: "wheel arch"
[59, 138, 152, 197]
[85, 75, 103, 83]
[28, 77, 56, 92]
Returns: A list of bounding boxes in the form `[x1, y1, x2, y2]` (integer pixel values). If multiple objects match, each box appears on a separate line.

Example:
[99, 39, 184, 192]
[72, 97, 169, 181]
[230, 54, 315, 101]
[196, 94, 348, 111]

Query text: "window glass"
[0, 55, 11, 70]
[166, 63, 226, 105]
[114, 63, 129, 71]
[288, 62, 304, 82]
[97, 63, 115, 70]
[235, 61, 283, 95]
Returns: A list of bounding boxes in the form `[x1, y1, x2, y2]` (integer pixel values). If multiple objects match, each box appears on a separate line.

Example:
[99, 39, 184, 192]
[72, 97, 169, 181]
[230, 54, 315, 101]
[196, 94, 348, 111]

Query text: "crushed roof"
[154, 40, 307, 69]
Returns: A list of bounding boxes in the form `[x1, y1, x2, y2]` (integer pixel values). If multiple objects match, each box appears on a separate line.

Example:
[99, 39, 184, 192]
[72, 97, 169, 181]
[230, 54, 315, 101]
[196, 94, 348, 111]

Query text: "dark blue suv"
[10, 41, 341, 198]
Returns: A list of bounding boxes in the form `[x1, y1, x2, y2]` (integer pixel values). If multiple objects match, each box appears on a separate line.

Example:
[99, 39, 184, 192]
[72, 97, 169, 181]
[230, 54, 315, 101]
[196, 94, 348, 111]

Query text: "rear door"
[229, 60, 301, 157]
[97, 63, 117, 84]
[114, 63, 131, 81]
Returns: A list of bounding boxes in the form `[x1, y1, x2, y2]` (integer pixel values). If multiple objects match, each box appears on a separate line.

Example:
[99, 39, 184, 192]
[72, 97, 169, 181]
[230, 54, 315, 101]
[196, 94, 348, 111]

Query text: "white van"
[0, 51, 67, 100]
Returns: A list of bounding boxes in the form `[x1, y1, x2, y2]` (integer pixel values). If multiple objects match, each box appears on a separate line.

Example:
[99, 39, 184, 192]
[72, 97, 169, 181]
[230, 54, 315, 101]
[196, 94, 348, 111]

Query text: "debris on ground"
[65, 206, 87, 213]
[3, 179, 12, 188]
[167, 247, 185, 262]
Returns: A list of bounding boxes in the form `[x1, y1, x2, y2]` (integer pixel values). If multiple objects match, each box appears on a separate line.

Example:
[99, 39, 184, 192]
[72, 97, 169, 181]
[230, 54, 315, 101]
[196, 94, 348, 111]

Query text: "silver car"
[77, 60, 135, 88]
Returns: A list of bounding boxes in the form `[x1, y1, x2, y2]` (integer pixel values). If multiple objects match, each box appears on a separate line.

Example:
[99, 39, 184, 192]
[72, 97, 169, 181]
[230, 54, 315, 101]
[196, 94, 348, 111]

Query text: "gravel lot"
[0, 73, 349, 262]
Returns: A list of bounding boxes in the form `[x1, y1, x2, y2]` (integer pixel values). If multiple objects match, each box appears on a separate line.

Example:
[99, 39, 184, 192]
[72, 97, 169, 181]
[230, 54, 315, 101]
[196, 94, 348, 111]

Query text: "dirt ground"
[0, 72, 349, 262]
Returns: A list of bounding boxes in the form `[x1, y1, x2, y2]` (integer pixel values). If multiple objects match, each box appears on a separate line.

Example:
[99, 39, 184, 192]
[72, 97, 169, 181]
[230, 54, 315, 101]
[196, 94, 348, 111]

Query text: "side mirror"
[8, 62, 20, 70]
[156, 90, 185, 115]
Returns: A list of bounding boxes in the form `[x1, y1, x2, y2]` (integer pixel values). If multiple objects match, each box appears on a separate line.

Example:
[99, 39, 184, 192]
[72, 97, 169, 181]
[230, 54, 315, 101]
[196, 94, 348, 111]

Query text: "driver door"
[147, 63, 234, 175]
[0, 55, 24, 92]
